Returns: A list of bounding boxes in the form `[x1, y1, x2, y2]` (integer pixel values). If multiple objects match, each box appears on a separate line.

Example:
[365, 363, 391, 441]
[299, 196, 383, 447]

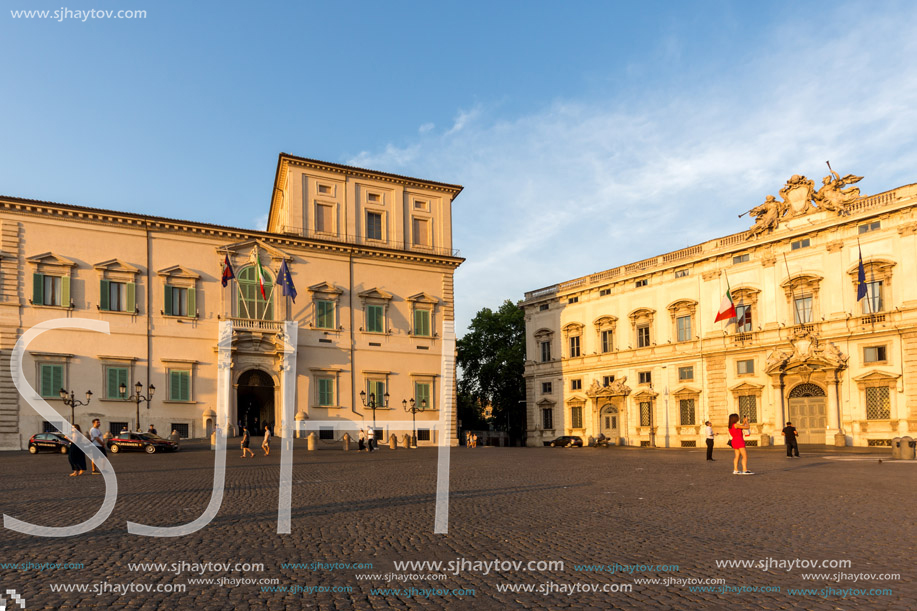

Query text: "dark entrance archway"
[237, 369, 275, 437]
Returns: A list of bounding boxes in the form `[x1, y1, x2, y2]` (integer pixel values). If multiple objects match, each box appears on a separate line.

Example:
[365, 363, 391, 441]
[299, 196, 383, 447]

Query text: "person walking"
[728, 414, 752, 475]
[89, 418, 106, 474]
[782, 421, 800, 458]
[240, 427, 254, 458]
[148, 424, 158, 436]
[358, 428, 366, 452]
[704, 420, 716, 461]
[68, 424, 86, 476]
[262, 425, 271, 456]
[366, 426, 375, 452]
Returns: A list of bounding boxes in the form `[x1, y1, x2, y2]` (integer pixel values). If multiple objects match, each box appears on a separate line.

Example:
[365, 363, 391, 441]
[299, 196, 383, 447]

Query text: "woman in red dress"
[728, 413, 753, 475]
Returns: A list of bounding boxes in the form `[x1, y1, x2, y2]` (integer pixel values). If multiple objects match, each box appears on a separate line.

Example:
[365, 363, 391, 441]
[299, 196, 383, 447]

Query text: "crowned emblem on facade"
[746, 165, 864, 238]
[764, 328, 848, 376]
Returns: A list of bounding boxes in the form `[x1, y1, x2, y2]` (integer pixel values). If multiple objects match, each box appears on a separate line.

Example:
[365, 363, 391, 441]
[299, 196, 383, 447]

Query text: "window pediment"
[667, 299, 697, 318]
[27, 252, 76, 269]
[852, 370, 900, 388]
[565, 395, 586, 406]
[562, 322, 584, 336]
[536, 398, 556, 407]
[672, 385, 702, 398]
[358, 287, 393, 302]
[157, 265, 200, 280]
[533, 328, 554, 341]
[217, 238, 291, 262]
[407, 292, 439, 304]
[631, 388, 658, 400]
[628, 308, 656, 324]
[593, 315, 617, 329]
[781, 273, 823, 296]
[731, 286, 761, 304]
[308, 281, 343, 296]
[94, 259, 140, 275]
[729, 382, 765, 394]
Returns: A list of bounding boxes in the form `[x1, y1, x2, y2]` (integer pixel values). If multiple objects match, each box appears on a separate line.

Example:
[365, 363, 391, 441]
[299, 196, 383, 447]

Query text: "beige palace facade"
[0, 153, 462, 450]
[523, 172, 917, 448]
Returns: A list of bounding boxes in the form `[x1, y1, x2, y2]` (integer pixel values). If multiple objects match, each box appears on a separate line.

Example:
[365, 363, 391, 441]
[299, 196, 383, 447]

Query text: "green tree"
[456, 300, 526, 442]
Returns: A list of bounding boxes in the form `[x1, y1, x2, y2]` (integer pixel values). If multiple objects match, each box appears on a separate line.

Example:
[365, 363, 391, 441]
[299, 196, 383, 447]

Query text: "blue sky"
[3, 1, 917, 333]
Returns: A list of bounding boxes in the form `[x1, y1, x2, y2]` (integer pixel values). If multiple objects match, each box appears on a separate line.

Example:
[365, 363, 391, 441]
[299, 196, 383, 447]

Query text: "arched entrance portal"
[787, 383, 826, 444]
[600, 404, 619, 441]
[237, 369, 275, 436]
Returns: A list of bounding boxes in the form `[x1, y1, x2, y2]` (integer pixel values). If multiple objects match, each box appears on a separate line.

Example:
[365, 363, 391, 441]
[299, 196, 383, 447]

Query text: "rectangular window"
[315, 300, 335, 329]
[541, 382, 552, 394]
[858, 221, 880, 234]
[109, 422, 128, 436]
[317, 378, 335, 407]
[678, 366, 694, 382]
[791, 238, 811, 250]
[567, 296, 578, 304]
[736, 304, 753, 332]
[679, 398, 696, 425]
[602, 375, 615, 387]
[570, 379, 582, 391]
[733, 253, 750, 264]
[413, 309, 431, 337]
[33, 273, 70, 308]
[571, 405, 583, 428]
[366, 380, 386, 406]
[539, 303, 549, 311]
[676, 315, 692, 342]
[793, 295, 813, 324]
[864, 345, 887, 363]
[168, 370, 191, 402]
[542, 408, 553, 429]
[417, 429, 431, 441]
[316, 203, 334, 233]
[413, 200, 429, 211]
[366, 304, 384, 333]
[414, 382, 432, 410]
[637, 325, 651, 348]
[366, 211, 383, 240]
[106, 366, 129, 399]
[638, 371, 652, 385]
[100, 280, 134, 312]
[171, 423, 189, 438]
[540, 341, 551, 362]
[739, 395, 758, 423]
[367, 192, 381, 203]
[599, 288, 611, 296]
[601, 330, 613, 353]
[165, 286, 191, 317]
[39, 363, 64, 398]
[317, 184, 332, 195]
[640, 401, 652, 427]
[862, 281, 883, 313]
[412, 217, 430, 246]
[865, 387, 890, 419]
[635, 278, 648, 288]
[568, 336, 580, 357]
[737, 359, 755, 375]
[674, 269, 690, 278]
[319, 427, 334, 440]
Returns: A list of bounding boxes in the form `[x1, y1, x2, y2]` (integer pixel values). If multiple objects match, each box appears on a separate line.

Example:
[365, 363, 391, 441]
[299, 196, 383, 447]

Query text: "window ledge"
[99, 398, 134, 403]
[360, 330, 392, 336]
[31, 304, 73, 311]
[99, 309, 139, 316]
[162, 400, 197, 404]
[314, 405, 342, 409]
[162, 315, 198, 321]
[311, 326, 343, 333]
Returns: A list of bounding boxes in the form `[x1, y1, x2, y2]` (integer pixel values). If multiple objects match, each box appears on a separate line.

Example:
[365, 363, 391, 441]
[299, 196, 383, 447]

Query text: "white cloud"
[252, 213, 269, 231]
[419, 122, 435, 134]
[349, 7, 917, 335]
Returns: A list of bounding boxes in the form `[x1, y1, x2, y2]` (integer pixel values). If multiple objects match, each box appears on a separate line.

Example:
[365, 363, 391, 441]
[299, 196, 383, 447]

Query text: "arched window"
[236, 266, 274, 320]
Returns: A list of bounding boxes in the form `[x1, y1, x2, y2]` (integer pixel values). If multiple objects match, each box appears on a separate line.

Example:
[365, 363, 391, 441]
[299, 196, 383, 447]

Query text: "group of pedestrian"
[705, 415, 801, 475]
[358, 427, 376, 452]
[67, 418, 105, 476]
[464, 431, 478, 448]
[240, 425, 271, 458]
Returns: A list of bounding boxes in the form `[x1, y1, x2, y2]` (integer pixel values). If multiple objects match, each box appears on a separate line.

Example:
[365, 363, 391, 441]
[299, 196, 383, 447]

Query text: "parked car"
[28, 432, 71, 454]
[108, 432, 178, 454]
[543, 435, 584, 448]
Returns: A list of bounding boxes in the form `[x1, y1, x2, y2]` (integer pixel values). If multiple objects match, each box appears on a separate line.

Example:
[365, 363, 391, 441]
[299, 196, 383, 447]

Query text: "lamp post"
[359, 389, 389, 430]
[120, 381, 155, 432]
[59, 388, 92, 426]
[402, 398, 426, 447]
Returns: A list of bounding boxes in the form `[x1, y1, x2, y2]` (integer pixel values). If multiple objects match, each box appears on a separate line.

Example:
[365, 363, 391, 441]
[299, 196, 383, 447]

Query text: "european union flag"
[278, 260, 297, 303]
[221, 254, 235, 288]
[856, 247, 867, 301]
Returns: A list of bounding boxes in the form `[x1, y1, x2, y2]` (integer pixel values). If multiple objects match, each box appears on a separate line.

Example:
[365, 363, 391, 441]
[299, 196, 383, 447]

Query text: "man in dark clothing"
[782, 421, 800, 457]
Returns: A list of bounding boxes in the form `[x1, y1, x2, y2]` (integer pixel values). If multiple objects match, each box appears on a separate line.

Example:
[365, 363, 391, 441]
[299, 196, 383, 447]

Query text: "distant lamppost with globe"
[403, 398, 426, 447]
[120, 381, 155, 432]
[59, 387, 93, 426]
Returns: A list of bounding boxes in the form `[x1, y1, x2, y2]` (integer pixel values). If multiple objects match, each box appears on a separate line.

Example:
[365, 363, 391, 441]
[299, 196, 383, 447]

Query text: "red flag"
[715, 283, 737, 323]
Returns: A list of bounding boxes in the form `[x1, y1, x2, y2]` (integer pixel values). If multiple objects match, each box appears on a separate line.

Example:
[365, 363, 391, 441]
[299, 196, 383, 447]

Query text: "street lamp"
[120, 381, 155, 432]
[359, 389, 389, 430]
[402, 398, 426, 447]
[59, 388, 92, 426]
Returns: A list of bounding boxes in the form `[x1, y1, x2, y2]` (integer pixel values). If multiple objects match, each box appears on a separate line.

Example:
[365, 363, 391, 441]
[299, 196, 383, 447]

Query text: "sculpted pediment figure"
[813, 170, 863, 213]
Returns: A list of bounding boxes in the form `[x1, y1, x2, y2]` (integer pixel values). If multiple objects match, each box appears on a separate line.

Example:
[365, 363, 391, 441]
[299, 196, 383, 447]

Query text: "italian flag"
[714, 281, 737, 323]
[250, 246, 268, 299]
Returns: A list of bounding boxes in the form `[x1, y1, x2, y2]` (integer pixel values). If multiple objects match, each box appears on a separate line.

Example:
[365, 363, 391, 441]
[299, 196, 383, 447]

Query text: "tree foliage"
[456, 300, 526, 438]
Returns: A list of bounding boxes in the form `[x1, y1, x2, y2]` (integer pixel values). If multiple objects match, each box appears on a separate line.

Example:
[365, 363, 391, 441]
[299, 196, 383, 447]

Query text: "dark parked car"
[543, 435, 584, 448]
[108, 432, 178, 454]
[28, 432, 71, 454]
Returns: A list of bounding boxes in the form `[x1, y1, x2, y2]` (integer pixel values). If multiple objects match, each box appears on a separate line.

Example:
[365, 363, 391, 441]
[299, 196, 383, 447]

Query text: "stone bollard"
[307, 432, 316, 451]
[402, 434, 410, 449]
[892, 437, 902, 460]
[171, 430, 181, 449]
[389, 434, 397, 450]
[900, 436, 916, 460]
[834, 432, 846, 447]
[759, 434, 771, 447]
[342, 432, 351, 452]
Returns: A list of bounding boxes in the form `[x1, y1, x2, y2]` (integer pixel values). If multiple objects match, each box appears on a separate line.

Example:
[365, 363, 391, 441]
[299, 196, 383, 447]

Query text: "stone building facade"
[523, 171, 917, 448]
[0, 153, 462, 450]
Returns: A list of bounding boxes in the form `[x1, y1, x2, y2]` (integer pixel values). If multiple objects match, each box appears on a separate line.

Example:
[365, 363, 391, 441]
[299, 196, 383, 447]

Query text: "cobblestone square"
[0, 442, 914, 610]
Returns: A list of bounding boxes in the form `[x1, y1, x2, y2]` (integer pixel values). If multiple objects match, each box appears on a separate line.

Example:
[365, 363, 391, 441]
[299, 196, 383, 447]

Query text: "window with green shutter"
[101, 281, 135, 312]
[34, 274, 68, 307]
[414, 382, 432, 410]
[413, 309, 431, 336]
[106, 367, 129, 399]
[39, 363, 64, 398]
[366, 305, 384, 333]
[168, 370, 191, 402]
[317, 378, 335, 406]
[366, 380, 386, 405]
[315, 300, 335, 329]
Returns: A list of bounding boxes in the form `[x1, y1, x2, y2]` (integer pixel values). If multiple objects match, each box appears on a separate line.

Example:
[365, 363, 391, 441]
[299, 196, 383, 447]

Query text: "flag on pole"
[856, 246, 868, 302]
[250, 246, 268, 299]
[277, 260, 297, 303]
[715, 281, 737, 323]
[221, 254, 235, 287]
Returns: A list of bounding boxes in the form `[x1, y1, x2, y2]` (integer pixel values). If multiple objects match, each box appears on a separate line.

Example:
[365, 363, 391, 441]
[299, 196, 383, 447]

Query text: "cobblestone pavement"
[0, 441, 914, 610]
